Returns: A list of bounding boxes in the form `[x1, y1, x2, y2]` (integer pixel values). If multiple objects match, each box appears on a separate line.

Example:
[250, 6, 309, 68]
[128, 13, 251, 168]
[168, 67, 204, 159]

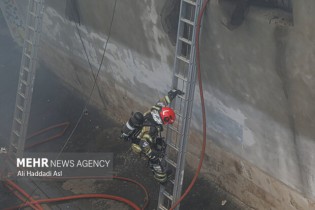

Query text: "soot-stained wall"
[199, 0, 315, 196]
[8, 0, 315, 209]
[38, 0, 176, 117]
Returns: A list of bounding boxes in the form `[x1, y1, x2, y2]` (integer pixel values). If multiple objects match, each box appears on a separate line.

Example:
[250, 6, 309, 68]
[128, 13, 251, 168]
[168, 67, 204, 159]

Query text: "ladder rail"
[158, 0, 187, 207]
[171, 0, 186, 91]
[9, 0, 44, 158]
[171, 0, 200, 205]
[158, 0, 202, 209]
[173, 62, 198, 202]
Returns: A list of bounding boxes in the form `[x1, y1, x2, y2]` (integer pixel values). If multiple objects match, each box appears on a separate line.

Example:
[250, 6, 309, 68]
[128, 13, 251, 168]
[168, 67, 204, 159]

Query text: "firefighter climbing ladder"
[158, 0, 202, 209]
[9, 0, 44, 158]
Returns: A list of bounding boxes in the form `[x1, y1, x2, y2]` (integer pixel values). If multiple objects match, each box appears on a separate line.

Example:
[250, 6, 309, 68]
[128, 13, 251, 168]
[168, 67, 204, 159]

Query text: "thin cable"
[72, 9, 107, 107]
[169, 0, 209, 209]
[56, 0, 118, 159]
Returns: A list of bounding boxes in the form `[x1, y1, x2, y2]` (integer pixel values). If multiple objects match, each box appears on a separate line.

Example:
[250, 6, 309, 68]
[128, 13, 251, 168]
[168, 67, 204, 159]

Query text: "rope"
[56, 0, 118, 158]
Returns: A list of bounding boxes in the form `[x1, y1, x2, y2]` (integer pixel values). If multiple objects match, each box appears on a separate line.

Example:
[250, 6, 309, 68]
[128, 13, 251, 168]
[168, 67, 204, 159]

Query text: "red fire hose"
[4, 194, 141, 210]
[4, 179, 43, 210]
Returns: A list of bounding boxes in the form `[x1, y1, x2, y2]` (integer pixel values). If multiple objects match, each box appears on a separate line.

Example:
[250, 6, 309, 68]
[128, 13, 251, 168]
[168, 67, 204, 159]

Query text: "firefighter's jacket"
[131, 95, 171, 158]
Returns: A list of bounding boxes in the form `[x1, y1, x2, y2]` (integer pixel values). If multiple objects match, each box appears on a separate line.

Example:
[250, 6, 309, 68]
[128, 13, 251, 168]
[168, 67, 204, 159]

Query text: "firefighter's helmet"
[159, 107, 175, 125]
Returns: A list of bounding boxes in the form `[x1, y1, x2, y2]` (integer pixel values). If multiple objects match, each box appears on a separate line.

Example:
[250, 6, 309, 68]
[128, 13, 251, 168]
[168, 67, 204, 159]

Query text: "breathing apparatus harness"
[121, 112, 167, 159]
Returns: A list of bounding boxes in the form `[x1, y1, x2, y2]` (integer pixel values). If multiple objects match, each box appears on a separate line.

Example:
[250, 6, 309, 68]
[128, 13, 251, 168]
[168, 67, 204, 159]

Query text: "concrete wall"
[39, 0, 175, 118]
[0, 0, 25, 46]
[8, 0, 315, 209]
[197, 0, 315, 198]
[187, 0, 315, 208]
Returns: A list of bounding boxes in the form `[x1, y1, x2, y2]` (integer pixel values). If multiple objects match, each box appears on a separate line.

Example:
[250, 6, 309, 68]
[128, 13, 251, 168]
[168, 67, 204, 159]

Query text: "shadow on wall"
[273, 25, 309, 195]
[160, 0, 180, 46]
[65, 0, 81, 25]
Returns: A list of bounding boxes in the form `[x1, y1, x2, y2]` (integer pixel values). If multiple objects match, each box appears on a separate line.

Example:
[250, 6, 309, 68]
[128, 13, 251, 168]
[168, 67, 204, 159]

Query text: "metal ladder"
[158, 0, 202, 209]
[9, 0, 44, 158]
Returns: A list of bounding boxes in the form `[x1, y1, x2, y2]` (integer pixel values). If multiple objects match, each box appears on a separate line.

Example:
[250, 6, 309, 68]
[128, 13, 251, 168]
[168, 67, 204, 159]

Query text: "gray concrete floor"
[0, 9, 250, 210]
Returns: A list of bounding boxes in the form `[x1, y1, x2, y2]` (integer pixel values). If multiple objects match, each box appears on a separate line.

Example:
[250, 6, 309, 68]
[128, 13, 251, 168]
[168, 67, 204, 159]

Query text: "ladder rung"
[14, 118, 22, 125]
[165, 157, 177, 168]
[167, 142, 179, 152]
[28, 26, 35, 31]
[26, 39, 33, 45]
[20, 79, 28, 86]
[24, 53, 31, 59]
[163, 191, 173, 201]
[10, 144, 18, 151]
[29, 11, 36, 17]
[16, 105, 24, 112]
[169, 179, 175, 184]
[178, 37, 192, 45]
[24, 67, 30, 72]
[168, 126, 180, 134]
[18, 92, 26, 99]
[180, 17, 194, 25]
[178, 94, 187, 101]
[176, 55, 190, 63]
[174, 73, 188, 82]
[175, 111, 184, 118]
[158, 205, 168, 210]
[183, 0, 197, 6]
[13, 130, 20, 137]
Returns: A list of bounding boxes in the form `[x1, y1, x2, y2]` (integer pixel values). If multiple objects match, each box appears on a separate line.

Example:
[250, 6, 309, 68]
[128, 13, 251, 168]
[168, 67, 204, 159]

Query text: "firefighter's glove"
[120, 133, 130, 141]
[155, 137, 166, 152]
[148, 151, 161, 162]
[168, 89, 185, 101]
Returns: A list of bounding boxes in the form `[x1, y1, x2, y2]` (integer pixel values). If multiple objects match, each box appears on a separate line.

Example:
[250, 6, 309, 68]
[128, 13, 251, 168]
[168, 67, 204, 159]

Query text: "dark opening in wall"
[219, 0, 293, 29]
[251, 0, 292, 13]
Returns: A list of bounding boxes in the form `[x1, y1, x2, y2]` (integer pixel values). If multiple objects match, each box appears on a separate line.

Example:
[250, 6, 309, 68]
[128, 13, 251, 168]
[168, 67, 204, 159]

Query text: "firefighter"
[121, 89, 184, 183]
